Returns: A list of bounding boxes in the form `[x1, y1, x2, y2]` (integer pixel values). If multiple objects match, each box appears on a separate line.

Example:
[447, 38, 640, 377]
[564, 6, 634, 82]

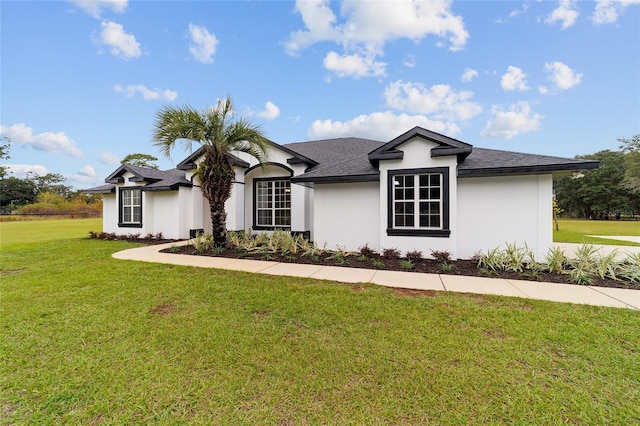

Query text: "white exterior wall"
[457, 174, 553, 260]
[313, 182, 379, 252]
[147, 191, 181, 239]
[378, 137, 459, 258]
[102, 194, 117, 233]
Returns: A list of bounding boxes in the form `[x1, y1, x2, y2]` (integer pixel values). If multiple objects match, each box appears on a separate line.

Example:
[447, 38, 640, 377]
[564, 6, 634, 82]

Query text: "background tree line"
[0, 138, 105, 216]
[0, 140, 161, 217]
[554, 135, 640, 219]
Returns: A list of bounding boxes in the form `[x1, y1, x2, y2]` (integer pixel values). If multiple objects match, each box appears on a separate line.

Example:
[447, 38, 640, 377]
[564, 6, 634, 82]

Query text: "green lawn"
[1, 220, 639, 424]
[554, 218, 640, 246]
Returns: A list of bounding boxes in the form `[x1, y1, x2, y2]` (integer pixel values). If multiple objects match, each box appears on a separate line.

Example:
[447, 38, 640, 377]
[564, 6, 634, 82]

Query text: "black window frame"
[118, 187, 143, 228]
[387, 167, 450, 237]
[253, 177, 292, 230]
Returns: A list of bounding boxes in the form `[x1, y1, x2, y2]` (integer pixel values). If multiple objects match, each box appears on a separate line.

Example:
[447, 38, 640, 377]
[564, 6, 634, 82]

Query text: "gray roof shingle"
[86, 127, 600, 192]
[458, 148, 599, 176]
[286, 137, 384, 183]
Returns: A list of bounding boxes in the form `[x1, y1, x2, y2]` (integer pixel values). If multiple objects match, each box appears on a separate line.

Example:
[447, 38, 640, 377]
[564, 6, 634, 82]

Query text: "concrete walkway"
[113, 242, 640, 310]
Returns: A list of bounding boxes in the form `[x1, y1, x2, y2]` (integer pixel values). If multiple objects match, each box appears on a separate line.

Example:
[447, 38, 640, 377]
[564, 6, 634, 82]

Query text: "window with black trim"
[387, 167, 450, 237]
[119, 188, 142, 227]
[254, 179, 291, 229]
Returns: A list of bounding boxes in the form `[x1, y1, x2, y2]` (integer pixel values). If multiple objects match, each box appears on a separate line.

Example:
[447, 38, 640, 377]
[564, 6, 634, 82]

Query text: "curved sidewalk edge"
[113, 242, 640, 310]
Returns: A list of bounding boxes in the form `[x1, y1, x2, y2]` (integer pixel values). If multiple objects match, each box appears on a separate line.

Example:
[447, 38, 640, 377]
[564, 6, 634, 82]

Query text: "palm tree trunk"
[199, 155, 234, 248]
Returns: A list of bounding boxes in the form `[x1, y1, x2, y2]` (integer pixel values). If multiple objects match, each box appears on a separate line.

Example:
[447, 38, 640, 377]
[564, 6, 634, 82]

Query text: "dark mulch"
[162, 245, 638, 291]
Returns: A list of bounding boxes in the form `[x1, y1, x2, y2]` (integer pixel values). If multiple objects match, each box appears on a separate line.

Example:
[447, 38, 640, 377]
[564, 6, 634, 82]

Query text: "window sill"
[386, 228, 450, 238]
[118, 223, 143, 228]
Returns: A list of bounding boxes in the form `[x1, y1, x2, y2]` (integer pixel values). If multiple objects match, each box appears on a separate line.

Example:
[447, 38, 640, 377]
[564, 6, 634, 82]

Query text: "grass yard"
[1, 220, 639, 424]
[0, 218, 102, 245]
[554, 218, 640, 246]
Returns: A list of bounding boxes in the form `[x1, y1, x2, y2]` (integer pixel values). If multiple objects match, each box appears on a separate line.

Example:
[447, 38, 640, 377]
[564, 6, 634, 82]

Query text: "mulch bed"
[162, 244, 638, 291]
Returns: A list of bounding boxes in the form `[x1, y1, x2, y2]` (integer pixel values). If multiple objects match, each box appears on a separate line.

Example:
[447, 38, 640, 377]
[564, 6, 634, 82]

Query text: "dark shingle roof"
[286, 137, 384, 183]
[83, 183, 115, 194]
[286, 131, 599, 183]
[86, 127, 601, 191]
[142, 168, 192, 191]
[458, 148, 600, 176]
[85, 164, 191, 193]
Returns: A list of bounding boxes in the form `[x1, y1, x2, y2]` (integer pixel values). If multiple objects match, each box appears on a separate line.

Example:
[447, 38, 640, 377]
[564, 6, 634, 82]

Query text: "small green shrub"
[372, 260, 385, 269]
[477, 247, 504, 271]
[400, 259, 414, 271]
[545, 247, 567, 274]
[441, 262, 455, 273]
[193, 232, 213, 253]
[568, 268, 593, 285]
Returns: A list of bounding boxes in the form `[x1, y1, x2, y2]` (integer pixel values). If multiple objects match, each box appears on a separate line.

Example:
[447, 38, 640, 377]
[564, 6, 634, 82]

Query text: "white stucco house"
[86, 127, 598, 259]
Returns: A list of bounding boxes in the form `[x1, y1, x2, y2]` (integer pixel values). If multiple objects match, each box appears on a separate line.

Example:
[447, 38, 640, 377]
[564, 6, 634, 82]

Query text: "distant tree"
[0, 176, 37, 209]
[0, 137, 10, 180]
[121, 153, 159, 169]
[152, 96, 269, 247]
[32, 173, 73, 199]
[619, 135, 640, 194]
[555, 149, 636, 218]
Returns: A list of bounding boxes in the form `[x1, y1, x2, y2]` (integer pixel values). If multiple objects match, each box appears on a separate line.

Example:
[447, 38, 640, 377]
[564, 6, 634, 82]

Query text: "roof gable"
[176, 146, 251, 170]
[102, 164, 191, 191]
[368, 126, 473, 163]
[105, 164, 167, 184]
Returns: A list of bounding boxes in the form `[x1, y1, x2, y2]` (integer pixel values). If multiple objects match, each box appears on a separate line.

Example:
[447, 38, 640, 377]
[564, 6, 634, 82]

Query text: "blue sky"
[1, 0, 639, 189]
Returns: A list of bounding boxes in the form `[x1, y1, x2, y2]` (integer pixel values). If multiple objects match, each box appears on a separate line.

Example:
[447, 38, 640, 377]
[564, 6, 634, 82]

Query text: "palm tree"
[152, 96, 270, 247]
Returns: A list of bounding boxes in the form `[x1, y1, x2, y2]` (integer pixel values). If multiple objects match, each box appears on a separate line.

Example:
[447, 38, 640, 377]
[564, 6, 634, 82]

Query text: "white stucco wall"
[147, 191, 181, 239]
[313, 181, 379, 252]
[457, 174, 553, 260]
[377, 137, 459, 258]
[102, 194, 117, 234]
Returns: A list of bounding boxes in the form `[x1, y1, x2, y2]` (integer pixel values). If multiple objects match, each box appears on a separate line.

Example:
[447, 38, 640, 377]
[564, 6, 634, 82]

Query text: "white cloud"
[0, 123, 83, 158]
[5, 164, 49, 178]
[481, 101, 543, 139]
[461, 67, 479, 83]
[114, 84, 178, 101]
[69, 0, 128, 18]
[94, 20, 141, 60]
[544, 61, 583, 90]
[496, 2, 531, 23]
[188, 24, 219, 64]
[308, 111, 461, 141]
[592, 0, 640, 24]
[323, 51, 386, 78]
[403, 54, 416, 68]
[99, 151, 120, 165]
[545, 0, 579, 29]
[65, 173, 104, 189]
[501, 66, 529, 92]
[286, 0, 469, 78]
[257, 102, 281, 121]
[78, 164, 96, 177]
[384, 80, 482, 121]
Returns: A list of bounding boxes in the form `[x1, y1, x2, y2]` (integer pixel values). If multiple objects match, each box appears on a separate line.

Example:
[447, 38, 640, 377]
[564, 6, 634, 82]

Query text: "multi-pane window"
[255, 179, 291, 228]
[393, 173, 442, 229]
[388, 168, 450, 237]
[121, 188, 142, 225]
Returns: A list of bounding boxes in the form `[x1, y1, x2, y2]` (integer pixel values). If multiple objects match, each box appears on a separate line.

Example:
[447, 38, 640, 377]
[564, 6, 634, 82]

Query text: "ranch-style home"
[86, 127, 598, 260]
